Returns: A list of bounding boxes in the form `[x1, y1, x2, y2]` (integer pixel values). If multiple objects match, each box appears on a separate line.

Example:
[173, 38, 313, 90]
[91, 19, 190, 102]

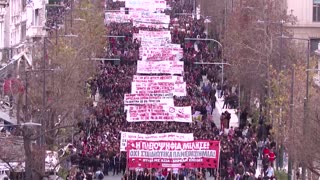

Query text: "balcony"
[27, 26, 46, 38]
[0, 0, 8, 7]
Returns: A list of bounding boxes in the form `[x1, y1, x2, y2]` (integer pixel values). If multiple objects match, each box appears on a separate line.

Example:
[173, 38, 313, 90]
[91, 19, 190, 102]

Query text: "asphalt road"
[103, 174, 123, 179]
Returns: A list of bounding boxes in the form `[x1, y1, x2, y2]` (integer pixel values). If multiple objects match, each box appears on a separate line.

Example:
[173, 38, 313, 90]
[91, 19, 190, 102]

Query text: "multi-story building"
[0, 0, 46, 125]
[26, 0, 47, 42]
[286, 0, 320, 86]
[0, 0, 46, 68]
[286, 0, 320, 51]
[2, 0, 27, 64]
[0, 0, 8, 66]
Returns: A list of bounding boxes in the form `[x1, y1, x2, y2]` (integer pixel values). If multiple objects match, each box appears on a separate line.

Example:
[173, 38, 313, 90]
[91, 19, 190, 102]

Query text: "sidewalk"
[201, 76, 239, 128]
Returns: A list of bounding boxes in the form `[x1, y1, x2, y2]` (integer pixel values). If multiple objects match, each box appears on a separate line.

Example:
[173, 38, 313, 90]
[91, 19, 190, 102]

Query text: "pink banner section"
[132, 75, 183, 83]
[131, 81, 186, 96]
[133, 30, 172, 42]
[126, 105, 192, 122]
[124, 93, 174, 105]
[127, 140, 220, 168]
[137, 61, 184, 74]
[139, 46, 183, 61]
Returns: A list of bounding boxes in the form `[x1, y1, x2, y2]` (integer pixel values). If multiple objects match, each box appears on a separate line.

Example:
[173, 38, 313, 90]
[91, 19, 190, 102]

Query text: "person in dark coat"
[103, 157, 110, 176]
[178, 171, 185, 180]
[120, 155, 126, 175]
[112, 154, 120, 175]
[137, 171, 143, 180]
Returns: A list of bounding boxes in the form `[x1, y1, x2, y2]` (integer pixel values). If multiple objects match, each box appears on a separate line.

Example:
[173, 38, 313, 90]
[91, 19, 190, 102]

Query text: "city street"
[1, 0, 318, 179]
[103, 174, 122, 179]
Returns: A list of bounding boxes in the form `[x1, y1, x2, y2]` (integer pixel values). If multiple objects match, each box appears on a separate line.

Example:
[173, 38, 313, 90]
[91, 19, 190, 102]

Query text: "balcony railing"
[0, 0, 9, 7]
[27, 26, 46, 38]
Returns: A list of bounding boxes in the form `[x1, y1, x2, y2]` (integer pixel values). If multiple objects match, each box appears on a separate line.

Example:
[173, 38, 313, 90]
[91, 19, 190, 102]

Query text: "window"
[22, 0, 26, 11]
[34, 9, 39, 26]
[311, 39, 320, 55]
[314, 0, 320, 22]
[21, 22, 26, 41]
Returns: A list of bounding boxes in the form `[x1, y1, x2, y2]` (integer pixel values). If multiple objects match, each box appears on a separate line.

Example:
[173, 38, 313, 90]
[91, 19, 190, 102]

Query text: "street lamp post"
[0, 122, 42, 128]
[280, 36, 310, 180]
[257, 20, 285, 71]
[257, 20, 286, 171]
[184, 38, 225, 85]
[315, 43, 320, 86]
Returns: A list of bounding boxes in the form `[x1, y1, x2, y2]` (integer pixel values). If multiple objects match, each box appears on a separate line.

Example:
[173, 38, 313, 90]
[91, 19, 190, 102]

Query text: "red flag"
[3, 78, 24, 95]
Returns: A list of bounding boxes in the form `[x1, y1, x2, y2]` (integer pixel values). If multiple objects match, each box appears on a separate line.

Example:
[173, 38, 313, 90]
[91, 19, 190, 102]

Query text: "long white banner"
[132, 75, 184, 83]
[124, 93, 174, 105]
[133, 35, 171, 43]
[120, 132, 194, 151]
[143, 54, 182, 61]
[125, 0, 167, 11]
[137, 61, 184, 74]
[105, 13, 131, 24]
[141, 39, 171, 46]
[141, 41, 181, 48]
[131, 81, 186, 96]
[133, 22, 169, 29]
[105, 11, 170, 24]
[133, 30, 172, 42]
[139, 46, 183, 53]
[126, 105, 192, 123]
[139, 47, 183, 60]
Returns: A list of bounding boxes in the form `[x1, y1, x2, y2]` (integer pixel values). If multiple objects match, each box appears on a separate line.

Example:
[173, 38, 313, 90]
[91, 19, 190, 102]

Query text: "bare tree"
[0, 135, 25, 179]
[222, 0, 293, 117]
[0, 0, 107, 179]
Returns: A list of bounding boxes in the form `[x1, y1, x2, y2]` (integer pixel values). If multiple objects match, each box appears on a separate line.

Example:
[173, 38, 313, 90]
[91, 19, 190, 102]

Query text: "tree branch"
[307, 165, 320, 177]
[0, 157, 16, 172]
[30, 125, 75, 141]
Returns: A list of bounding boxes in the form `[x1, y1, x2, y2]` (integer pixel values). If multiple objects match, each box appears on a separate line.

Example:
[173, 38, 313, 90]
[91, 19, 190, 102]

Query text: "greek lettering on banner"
[120, 132, 194, 151]
[127, 140, 220, 168]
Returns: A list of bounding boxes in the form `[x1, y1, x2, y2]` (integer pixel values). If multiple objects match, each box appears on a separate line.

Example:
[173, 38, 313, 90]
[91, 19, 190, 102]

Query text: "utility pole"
[193, 0, 196, 19]
[288, 68, 294, 180]
[279, 22, 283, 72]
[282, 37, 310, 180]
[277, 21, 285, 170]
[302, 40, 310, 180]
[224, 0, 227, 32]
[185, 38, 225, 85]
[41, 37, 47, 146]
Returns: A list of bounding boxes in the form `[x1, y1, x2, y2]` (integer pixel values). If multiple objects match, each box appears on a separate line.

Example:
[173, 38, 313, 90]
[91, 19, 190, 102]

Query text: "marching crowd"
[70, 0, 277, 179]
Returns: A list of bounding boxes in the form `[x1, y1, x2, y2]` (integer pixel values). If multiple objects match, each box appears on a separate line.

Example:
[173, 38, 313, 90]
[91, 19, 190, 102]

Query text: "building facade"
[0, 0, 46, 125]
[286, 0, 320, 52]
[26, 0, 46, 40]
[0, 0, 46, 68]
[0, 0, 8, 66]
[2, 0, 27, 64]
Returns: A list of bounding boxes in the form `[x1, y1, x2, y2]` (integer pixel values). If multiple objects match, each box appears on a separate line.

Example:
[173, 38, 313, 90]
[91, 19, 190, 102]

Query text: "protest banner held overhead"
[131, 81, 186, 96]
[120, 132, 194, 151]
[125, 0, 167, 11]
[133, 30, 172, 42]
[136, 61, 184, 74]
[124, 93, 174, 105]
[126, 140, 220, 168]
[125, 105, 192, 122]
[132, 75, 184, 83]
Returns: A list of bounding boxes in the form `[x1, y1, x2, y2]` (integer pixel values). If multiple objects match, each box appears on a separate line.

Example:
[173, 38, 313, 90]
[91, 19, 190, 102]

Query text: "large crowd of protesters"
[67, 0, 278, 180]
[45, 0, 72, 34]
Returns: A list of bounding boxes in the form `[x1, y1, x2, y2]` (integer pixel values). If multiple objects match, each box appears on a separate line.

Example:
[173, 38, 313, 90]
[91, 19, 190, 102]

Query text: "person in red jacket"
[263, 146, 270, 157]
[268, 149, 276, 166]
